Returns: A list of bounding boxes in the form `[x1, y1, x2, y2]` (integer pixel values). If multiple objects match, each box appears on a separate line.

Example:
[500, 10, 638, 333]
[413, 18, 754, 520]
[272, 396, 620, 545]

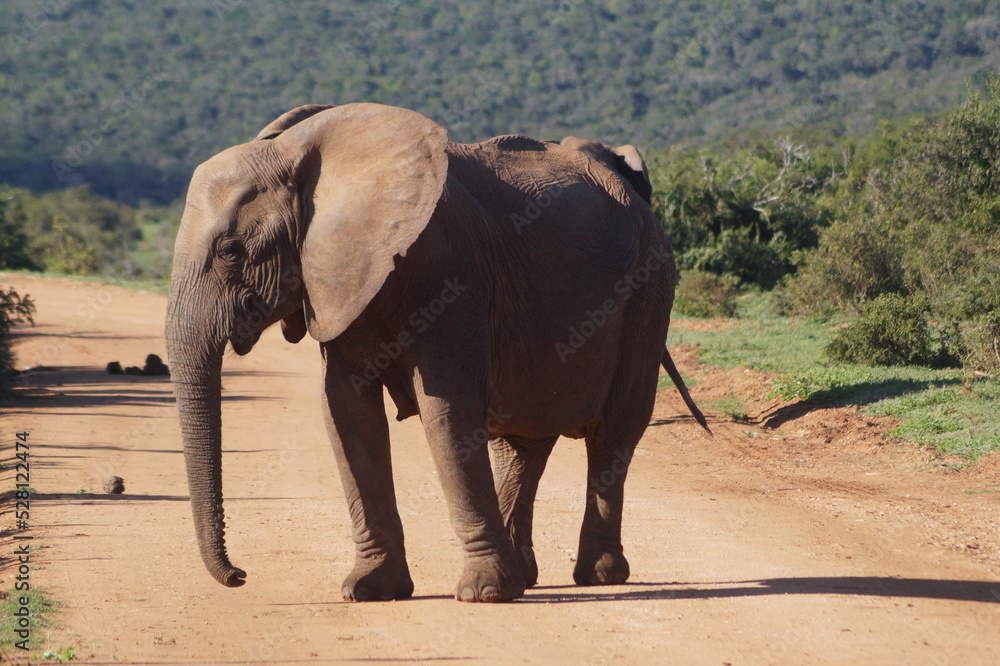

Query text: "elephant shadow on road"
[523, 577, 1000, 604]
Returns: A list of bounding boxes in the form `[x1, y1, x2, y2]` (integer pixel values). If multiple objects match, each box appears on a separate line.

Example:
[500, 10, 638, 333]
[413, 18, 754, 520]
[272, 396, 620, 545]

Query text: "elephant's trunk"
[165, 287, 247, 587]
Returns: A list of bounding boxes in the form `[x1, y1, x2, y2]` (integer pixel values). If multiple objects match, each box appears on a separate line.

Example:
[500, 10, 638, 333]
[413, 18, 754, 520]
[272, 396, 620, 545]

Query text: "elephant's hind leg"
[491, 435, 557, 587]
[574, 357, 660, 586]
[321, 346, 413, 601]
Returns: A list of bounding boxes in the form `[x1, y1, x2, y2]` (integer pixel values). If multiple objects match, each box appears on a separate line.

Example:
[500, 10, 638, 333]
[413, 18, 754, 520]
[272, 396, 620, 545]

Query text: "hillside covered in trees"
[2, 0, 1000, 204]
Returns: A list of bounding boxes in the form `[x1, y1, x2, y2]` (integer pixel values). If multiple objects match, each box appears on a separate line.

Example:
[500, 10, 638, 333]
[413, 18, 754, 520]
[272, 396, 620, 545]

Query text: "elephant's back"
[445, 137, 653, 268]
[443, 138, 673, 438]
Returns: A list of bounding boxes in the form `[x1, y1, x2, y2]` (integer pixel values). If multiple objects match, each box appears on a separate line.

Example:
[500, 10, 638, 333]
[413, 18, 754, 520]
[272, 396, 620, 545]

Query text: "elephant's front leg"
[419, 394, 525, 602]
[321, 347, 413, 601]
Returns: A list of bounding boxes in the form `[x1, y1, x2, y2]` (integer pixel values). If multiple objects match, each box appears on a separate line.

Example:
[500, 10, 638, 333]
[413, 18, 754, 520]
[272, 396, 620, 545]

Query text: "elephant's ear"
[612, 144, 653, 204]
[274, 104, 449, 342]
[560, 136, 616, 171]
[255, 104, 336, 140]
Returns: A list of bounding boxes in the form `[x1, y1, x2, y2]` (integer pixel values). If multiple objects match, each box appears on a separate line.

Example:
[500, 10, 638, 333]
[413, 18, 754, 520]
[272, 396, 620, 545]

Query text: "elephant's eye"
[217, 238, 244, 262]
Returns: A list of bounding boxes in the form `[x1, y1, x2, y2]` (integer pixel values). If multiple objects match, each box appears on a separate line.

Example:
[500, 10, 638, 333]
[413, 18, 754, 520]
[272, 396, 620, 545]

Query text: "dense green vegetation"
[657, 79, 1000, 460]
[661, 78, 1000, 377]
[651, 133, 843, 289]
[670, 300, 1000, 462]
[0, 186, 179, 280]
[1, 0, 999, 203]
[786, 78, 1000, 374]
[824, 294, 958, 368]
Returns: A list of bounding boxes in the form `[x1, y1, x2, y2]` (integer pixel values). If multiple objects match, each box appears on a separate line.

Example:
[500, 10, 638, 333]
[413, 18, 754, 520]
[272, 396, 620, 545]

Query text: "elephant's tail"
[661, 347, 712, 436]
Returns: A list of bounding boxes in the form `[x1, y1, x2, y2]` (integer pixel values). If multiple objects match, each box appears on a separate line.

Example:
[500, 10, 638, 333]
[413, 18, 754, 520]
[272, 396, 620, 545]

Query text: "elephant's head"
[558, 136, 652, 204]
[165, 104, 449, 586]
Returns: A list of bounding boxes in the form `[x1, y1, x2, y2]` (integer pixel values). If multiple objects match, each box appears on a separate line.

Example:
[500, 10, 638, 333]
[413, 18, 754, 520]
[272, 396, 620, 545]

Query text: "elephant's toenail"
[380, 591, 394, 601]
[354, 587, 370, 601]
[481, 585, 501, 601]
[459, 587, 477, 602]
[342, 586, 351, 599]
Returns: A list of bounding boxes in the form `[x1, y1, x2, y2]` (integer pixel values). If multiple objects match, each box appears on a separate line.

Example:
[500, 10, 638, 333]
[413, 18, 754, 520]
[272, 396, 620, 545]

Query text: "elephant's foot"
[342, 558, 414, 601]
[456, 553, 525, 603]
[516, 543, 539, 588]
[573, 549, 630, 586]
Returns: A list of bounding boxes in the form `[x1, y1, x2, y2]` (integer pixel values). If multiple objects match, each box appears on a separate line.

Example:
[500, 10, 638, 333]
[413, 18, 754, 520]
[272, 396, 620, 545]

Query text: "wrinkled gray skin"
[557, 136, 710, 433]
[166, 103, 692, 603]
[556, 136, 653, 204]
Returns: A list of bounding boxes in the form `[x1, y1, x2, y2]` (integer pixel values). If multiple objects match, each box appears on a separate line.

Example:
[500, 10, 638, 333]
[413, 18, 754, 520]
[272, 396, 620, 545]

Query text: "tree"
[788, 77, 1000, 372]
[0, 189, 40, 270]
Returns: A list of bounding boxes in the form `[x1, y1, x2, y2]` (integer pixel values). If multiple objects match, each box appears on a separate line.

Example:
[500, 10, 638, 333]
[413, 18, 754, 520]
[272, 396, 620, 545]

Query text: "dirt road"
[1, 272, 998, 665]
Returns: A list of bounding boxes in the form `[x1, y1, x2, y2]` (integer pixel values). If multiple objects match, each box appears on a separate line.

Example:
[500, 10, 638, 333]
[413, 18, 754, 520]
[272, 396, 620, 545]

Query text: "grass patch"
[657, 373, 697, 391]
[0, 587, 58, 659]
[869, 380, 1000, 461]
[671, 316, 833, 374]
[709, 394, 751, 423]
[671, 311, 1000, 462]
[43, 645, 76, 662]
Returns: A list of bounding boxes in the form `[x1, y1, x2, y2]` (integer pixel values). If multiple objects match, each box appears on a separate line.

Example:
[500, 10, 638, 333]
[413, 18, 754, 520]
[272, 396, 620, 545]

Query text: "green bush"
[0, 193, 40, 271]
[673, 270, 740, 318]
[0, 185, 180, 280]
[825, 294, 958, 368]
[1, 1, 995, 205]
[781, 213, 907, 316]
[787, 78, 1000, 381]
[962, 312, 1000, 377]
[651, 137, 838, 291]
[0, 287, 36, 395]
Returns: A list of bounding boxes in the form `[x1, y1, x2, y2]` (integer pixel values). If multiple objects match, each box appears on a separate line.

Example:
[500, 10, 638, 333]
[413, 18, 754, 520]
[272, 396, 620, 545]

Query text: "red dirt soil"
[1, 273, 998, 665]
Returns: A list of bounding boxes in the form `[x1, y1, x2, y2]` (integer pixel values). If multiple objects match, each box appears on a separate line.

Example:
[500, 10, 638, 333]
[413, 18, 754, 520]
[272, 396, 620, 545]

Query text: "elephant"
[165, 103, 707, 604]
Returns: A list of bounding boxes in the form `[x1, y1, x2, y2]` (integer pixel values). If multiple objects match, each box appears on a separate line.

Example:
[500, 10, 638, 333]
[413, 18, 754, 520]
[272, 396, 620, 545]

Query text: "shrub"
[0, 287, 36, 395]
[651, 137, 838, 291]
[962, 311, 1000, 377]
[679, 228, 791, 290]
[825, 293, 958, 368]
[0, 193, 40, 271]
[781, 213, 907, 316]
[673, 270, 740, 318]
[788, 79, 1000, 380]
[1, 186, 144, 277]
